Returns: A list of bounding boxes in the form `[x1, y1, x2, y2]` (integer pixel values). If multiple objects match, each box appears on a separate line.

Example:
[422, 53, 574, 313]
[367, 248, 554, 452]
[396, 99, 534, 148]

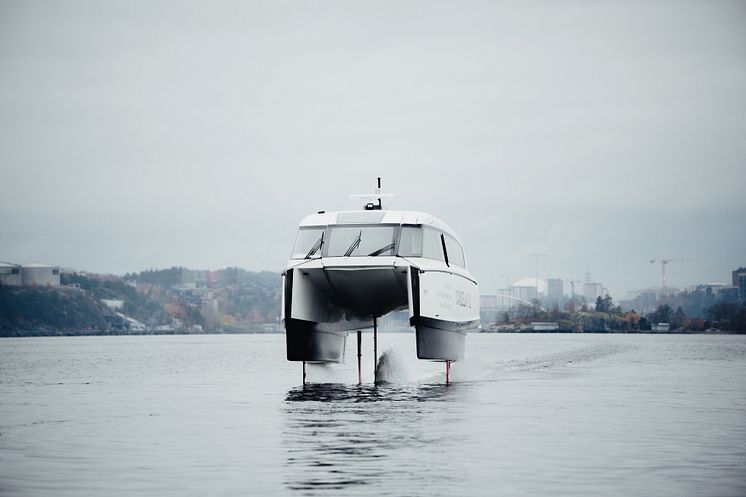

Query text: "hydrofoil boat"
[282, 180, 479, 383]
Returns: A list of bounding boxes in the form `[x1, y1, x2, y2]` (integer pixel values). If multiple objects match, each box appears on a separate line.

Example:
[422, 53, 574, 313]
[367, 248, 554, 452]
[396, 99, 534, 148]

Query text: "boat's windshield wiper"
[368, 242, 396, 257]
[344, 231, 362, 257]
[305, 232, 324, 259]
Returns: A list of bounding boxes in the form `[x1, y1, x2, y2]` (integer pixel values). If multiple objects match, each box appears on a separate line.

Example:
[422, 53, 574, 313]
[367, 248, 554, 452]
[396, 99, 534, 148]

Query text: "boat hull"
[283, 255, 480, 363]
[285, 318, 347, 363]
[413, 317, 477, 361]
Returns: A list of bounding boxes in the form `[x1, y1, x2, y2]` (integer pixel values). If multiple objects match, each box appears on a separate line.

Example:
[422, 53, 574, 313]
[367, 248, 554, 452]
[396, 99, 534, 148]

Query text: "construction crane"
[528, 253, 549, 294]
[649, 258, 700, 291]
[565, 279, 582, 299]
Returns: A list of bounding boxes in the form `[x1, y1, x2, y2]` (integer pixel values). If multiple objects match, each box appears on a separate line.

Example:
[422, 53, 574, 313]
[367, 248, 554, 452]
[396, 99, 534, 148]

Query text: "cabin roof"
[298, 210, 457, 236]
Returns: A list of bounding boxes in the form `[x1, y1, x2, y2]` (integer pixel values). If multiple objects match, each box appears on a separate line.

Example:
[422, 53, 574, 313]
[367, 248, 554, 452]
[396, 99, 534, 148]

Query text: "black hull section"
[412, 317, 478, 361]
[285, 318, 347, 363]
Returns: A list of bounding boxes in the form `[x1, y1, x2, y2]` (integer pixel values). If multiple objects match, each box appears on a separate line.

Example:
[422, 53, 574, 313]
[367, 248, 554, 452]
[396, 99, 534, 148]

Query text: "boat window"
[291, 227, 325, 259]
[336, 212, 385, 224]
[421, 227, 445, 262]
[398, 226, 423, 257]
[444, 234, 466, 268]
[326, 225, 397, 257]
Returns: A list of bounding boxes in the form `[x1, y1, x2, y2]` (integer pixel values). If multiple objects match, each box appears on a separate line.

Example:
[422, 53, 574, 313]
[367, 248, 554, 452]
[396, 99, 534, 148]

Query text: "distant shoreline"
[479, 329, 744, 335]
[0, 329, 282, 338]
[2, 329, 744, 338]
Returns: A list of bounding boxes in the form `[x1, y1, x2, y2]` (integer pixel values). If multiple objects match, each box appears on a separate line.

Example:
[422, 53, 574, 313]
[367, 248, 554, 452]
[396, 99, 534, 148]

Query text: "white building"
[480, 294, 498, 310]
[513, 277, 544, 301]
[0, 262, 22, 286]
[583, 282, 604, 303]
[546, 278, 564, 302]
[102, 299, 125, 310]
[22, 263, 60, 286]
[0, 262, 60, 287]
[495, 278, 546, 310]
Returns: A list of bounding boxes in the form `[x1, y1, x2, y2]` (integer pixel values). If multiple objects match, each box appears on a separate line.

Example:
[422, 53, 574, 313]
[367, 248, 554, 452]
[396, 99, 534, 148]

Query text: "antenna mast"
[376, 177, 382, 210]
[528, 253, 549, 295]
[349, 178, 394, 210]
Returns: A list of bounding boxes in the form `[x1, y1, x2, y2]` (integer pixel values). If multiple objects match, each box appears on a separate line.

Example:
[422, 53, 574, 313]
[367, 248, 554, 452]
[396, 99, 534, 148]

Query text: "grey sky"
[1, 0, 745, 298]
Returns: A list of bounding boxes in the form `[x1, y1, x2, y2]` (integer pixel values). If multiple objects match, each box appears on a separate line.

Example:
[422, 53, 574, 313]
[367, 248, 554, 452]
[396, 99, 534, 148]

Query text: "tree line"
[499, 295, 746, 333]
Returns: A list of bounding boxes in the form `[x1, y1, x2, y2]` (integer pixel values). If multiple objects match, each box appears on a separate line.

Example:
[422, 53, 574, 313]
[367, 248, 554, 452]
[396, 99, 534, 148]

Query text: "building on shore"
[0, 262, 22, 286]
[583, 282, 603, 303]
[546, 278, 564, 305]
[0, 262, 60, 287]
[733, 267, 746, 300]
[530, 322, 559, 332]
[480, 294, 498, 310]
[582, 269, 606, 305]
[496, 287, 514, 311]
[480, 294, 500, 324]
[651, 323, 671, 332]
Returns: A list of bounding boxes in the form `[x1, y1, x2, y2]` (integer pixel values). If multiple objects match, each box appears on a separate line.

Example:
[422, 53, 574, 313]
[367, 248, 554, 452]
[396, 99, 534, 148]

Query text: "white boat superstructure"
[282, 186, 479, 382]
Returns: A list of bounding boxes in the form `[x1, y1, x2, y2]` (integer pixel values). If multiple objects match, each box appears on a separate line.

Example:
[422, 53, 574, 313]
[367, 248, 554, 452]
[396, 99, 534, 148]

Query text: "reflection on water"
[283, 383, 458, 494]
[285, 382, 452, 403]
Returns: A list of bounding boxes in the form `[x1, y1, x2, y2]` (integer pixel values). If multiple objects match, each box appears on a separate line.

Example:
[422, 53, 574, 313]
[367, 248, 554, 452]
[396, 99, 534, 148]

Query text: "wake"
[303, 341, 635, 386]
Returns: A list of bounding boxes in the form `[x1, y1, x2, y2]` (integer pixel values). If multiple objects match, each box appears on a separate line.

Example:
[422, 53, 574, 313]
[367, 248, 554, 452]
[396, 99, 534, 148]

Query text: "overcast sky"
[1, 0, 744, 298]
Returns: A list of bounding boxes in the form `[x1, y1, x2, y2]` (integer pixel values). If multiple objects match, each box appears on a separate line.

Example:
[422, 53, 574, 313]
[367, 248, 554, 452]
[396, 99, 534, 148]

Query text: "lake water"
[1, 333, 744, 496]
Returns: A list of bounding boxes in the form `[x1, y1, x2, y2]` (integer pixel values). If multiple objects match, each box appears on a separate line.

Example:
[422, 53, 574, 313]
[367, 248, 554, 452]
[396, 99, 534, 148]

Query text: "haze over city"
[1, 1, 744, 298]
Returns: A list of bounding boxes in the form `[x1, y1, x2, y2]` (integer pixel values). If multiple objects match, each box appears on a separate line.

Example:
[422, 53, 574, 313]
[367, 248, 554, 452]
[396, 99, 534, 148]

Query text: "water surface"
[1, 334, 744, 496]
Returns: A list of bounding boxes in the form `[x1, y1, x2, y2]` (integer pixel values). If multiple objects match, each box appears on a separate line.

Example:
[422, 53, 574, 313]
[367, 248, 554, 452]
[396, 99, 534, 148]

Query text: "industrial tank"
[21, 263, 60, 287]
